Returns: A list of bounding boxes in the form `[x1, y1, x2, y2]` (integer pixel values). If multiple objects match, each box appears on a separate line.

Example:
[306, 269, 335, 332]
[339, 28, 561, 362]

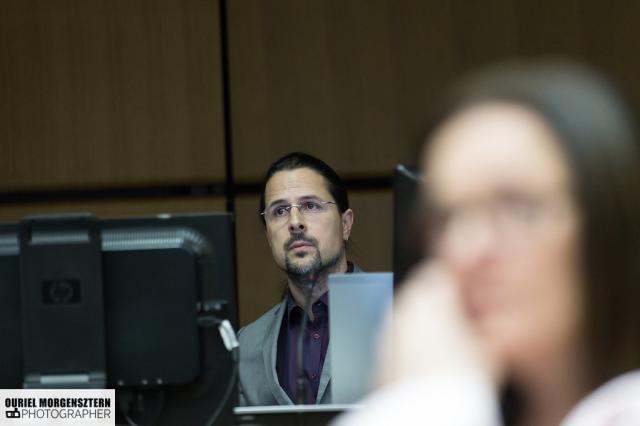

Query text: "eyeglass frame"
[425, 187, 576, 250]
[260, 199, 338, 223]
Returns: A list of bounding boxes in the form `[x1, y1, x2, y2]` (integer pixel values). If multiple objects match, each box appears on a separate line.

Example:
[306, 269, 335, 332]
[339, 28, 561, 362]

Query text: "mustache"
[284, 235, 318, 251]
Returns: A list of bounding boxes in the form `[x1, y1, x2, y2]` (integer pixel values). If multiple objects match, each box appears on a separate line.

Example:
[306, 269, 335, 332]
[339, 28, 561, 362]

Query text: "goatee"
[285, 249, 342, 289]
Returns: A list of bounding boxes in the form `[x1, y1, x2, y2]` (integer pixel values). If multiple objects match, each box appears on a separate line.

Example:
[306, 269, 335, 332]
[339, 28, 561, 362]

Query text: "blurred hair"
[423, 61, 640, 390]
[259, 152, 349, 226]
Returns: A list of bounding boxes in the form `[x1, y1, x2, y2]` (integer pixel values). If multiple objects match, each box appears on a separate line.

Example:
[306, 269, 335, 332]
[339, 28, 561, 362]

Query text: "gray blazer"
[238, 264, 362, 406]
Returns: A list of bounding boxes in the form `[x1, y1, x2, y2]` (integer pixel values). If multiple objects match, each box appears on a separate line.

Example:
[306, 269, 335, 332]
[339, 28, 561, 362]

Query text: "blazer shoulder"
[238, 300, 285, 344]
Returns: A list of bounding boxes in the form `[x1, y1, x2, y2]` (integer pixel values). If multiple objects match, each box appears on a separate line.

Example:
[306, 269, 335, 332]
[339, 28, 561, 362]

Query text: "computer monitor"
[393, 165, 425, 286]
[0, 212, 237, 425]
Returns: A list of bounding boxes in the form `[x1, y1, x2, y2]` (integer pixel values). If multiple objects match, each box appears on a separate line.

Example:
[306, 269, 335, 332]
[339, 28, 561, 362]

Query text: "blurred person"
[335, 62, 640, 425]
[238, 152, 360, 406]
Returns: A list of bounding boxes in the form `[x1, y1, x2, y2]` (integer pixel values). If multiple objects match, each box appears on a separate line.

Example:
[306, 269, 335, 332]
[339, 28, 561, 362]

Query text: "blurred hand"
[375, 260, 502, 388]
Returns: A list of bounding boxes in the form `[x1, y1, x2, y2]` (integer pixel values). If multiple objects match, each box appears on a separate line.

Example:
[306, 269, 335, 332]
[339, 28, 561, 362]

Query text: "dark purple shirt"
[276, 262, 354, 404]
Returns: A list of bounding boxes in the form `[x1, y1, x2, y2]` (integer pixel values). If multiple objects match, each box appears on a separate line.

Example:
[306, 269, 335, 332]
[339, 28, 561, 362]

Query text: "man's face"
[263, 167, 353, 281]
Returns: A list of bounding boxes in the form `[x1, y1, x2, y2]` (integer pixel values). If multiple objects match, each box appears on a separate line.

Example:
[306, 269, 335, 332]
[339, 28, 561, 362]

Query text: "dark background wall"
[1, 0, 639, 325]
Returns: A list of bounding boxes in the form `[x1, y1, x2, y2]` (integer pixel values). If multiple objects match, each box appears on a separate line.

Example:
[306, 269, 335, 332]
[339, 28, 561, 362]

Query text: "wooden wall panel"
[347, 189, 393, 274]
[0, 0, 225, 191]
[235, 190, 392, 326]
[227, 0, 522, 182]
[579, 1, 640, 112]
[448, 0, 519, 68]
[513, 1, 583, 55]
[227, 0, 640, 183]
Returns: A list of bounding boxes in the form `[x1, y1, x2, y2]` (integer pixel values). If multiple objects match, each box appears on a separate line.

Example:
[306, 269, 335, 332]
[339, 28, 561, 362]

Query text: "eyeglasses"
[426, 189, 574, 250]
[261, 200, 337, 224]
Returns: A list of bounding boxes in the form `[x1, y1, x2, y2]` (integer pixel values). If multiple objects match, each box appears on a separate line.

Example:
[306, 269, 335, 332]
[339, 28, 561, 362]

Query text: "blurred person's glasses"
[261, 200, 337, 224]
[426, 189, 573, 250]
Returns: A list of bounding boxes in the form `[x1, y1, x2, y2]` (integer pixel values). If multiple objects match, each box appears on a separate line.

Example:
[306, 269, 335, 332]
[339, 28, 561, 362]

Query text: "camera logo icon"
[6, 408, 20, 419]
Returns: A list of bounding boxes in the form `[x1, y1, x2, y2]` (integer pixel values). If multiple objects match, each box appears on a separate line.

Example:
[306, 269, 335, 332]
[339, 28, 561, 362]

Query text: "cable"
[119, 389, 165, 426]
[206, 347, 239, 426]
[118, 390, 140, 426]
[200, 316, 240, 426]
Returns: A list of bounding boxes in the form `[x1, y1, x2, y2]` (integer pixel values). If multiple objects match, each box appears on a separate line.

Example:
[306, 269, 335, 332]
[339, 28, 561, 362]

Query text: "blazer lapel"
[261, 299, 294, 405]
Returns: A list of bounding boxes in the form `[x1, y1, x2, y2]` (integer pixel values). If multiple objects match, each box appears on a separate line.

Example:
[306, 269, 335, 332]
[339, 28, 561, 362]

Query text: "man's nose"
[288, 206, 307, 233]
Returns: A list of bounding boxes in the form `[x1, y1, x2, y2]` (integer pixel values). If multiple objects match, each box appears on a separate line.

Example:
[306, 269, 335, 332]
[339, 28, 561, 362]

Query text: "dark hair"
[259, 152, 349, 225]
[425, 61, 640, 390]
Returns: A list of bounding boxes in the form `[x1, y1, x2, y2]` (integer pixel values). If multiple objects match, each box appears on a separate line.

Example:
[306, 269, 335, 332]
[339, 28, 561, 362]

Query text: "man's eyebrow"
[266, 198, 287, 209]
[266, 195, 323, 209]
[297, 195, 323, 202]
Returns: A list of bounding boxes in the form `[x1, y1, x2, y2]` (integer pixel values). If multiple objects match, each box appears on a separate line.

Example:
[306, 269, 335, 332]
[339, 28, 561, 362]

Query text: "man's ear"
[341, 209, 354, 241]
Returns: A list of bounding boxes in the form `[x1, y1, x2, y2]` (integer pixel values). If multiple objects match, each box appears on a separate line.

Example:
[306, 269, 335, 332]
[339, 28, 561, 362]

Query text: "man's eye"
[302, 201, 321, 211]
[273, 206, 289, 217]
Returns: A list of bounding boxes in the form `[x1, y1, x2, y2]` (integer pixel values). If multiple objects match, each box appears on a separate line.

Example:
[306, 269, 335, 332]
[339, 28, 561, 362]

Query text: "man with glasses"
[238, 152, 360, 406]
